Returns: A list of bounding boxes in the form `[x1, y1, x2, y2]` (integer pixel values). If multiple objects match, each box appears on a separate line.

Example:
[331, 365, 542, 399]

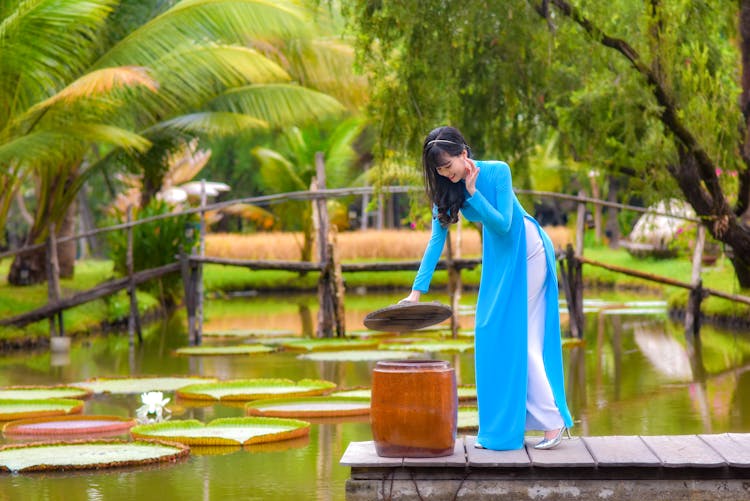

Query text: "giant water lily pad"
[0, 439, 188, 473]
[202, 329, 296, 338]
[73, 376, 218, 394]
[0, 386, 92, 400]
[457, 385, 477, 401]
[176, 378, 336, 401]
[457, 406, 479, 430]
[249, 337, 305, 347]
[280, 338, 378, 352]
[130, 417, 310, 446]
[174, 345, 274, 356]
[245, 396, 370, 418]
[330, 388, 370, 399]
[3, 415, 136, 437]
[296, 350, 425, 362]
[379, 339, 474, 353]
[0, 399, 83, 421]
[345, 330, 394, 339]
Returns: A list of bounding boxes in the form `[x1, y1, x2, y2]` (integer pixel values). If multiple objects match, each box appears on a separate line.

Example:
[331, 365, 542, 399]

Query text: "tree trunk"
[543, 0, 750, 288]
[7, 209, 77, 285]
[7, 245, 47, 286]
[57, 198, 77, 278]
[737, 0, 750, 219]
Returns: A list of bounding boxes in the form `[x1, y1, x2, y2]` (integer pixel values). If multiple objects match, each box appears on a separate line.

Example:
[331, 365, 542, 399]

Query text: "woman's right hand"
[398, 290, 421, 304]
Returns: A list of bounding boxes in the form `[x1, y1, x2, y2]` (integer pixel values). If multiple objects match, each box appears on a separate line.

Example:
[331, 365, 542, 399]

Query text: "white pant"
[524, 217, 564, 431]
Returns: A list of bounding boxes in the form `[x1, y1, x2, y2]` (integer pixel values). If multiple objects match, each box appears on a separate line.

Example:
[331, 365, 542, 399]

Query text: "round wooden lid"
[363, 302, 453, 332]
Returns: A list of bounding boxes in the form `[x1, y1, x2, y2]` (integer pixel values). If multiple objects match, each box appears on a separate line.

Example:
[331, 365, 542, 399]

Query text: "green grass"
[0, 245, 747, 344]
[0, 260, 158, 343]
[582, 244, 749, 319]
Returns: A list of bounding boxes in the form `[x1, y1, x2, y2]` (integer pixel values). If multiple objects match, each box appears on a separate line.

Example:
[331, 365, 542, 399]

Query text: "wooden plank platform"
[341, 434, 750, 500]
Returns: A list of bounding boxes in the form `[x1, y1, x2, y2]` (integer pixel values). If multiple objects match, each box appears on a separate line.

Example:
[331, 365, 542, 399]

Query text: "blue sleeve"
[412, 209, 448, 293]
[464, 162, 513, 235]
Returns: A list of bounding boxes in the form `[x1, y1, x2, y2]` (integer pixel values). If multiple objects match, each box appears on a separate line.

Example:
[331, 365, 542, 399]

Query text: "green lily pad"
[73, 376, 218, 394]
[174, 345, 275, 356]
[130, 417, 310, 446]
[0, 386, 92, 400]
[202, 329, 296, 338]
[345, 330, 394, 339]
[250, 337, 305, 347]
[280, 338, 379, 352]
[330, 388, 371, 399]
[176, 378, 336, 401]
[331, 385, 473, 401]
[457, 406, 478, 430]
[0, 399, 83, 421]
[0, 439, 188, 473]
[458, 385, 477, 401]
[3, 415, 136, 437]
[296, 350, 425, 362]
[245, 396, 370, 418]
[378, 339, 474, 353]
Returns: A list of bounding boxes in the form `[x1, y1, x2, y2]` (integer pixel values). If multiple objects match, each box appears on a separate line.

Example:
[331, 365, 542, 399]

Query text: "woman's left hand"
[465, 160, 479, 195]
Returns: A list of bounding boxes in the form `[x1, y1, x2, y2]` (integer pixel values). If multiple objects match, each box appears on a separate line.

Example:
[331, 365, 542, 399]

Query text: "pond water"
[1, 290, 749, 500]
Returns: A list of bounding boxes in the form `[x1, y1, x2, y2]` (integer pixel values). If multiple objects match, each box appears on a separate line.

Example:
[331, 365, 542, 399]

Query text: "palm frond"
[0, 124, 150, 166]
[132, 44, 293, 117]
[35, 66, 157, 108]
[252, 146, 307, 192]
[213, 83, 345, 126]
[321, 117, 365, 185]
[0, 0, 117, 114]
[98, 0, 311, 68]
[279, 37, 368, 110]
[148, 112, 268, 136]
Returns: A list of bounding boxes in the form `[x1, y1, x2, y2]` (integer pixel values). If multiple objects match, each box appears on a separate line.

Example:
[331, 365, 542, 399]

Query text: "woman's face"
[435, 149, 469, 183]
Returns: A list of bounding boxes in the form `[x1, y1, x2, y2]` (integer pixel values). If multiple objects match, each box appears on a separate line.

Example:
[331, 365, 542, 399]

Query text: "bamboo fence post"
[560, 244, 584, 338]
[360, 189, 369, 230]
[589, 171, 603, 244]
[180, 248, 197, 345]
[329, 226, 346, 337]
[194, 180, 207, 345]
[314, 152, 335, 338]
[126, 206, 142, 345]
[575, 189, 586, 257]
[685, 224, 706, 339]
[46, 223, 62, 339]
[566, 190, 587, 337]
[376, 193, 384, 230]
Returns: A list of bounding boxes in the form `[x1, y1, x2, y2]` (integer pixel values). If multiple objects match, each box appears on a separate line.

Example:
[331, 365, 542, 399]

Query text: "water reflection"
[0, 291, 749, 500]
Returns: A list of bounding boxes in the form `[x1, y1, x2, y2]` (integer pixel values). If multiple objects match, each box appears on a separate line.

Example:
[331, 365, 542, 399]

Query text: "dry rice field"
[206, 226, 573, 261]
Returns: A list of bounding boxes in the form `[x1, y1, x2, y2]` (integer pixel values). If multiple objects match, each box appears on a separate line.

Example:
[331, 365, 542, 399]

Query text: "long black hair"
[421, 126, 472, 226]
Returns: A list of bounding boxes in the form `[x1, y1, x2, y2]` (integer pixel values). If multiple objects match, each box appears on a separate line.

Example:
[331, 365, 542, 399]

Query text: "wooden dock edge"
[341, 434, 750, 500]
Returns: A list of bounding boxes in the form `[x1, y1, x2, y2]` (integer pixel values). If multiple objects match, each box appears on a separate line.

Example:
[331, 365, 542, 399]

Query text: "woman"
[401, 126, 574, 451]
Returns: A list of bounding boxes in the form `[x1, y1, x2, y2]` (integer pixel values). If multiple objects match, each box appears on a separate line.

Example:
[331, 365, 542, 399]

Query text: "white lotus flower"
[137, 391, 170, 418]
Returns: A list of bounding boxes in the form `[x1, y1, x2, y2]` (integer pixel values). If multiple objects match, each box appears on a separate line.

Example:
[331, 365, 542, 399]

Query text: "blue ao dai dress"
[412, 160, 574, 450]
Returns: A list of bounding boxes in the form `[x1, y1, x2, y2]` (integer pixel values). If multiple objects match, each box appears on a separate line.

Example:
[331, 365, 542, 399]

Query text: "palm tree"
[0, 0, 345, 285]
[252, 117, 366, 264]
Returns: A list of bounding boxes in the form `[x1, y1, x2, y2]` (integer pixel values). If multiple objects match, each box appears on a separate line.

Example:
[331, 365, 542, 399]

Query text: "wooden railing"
[2, 183, 747, 347]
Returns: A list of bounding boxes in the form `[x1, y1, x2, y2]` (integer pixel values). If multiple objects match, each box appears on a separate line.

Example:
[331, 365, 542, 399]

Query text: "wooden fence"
[1, 181, 748, 348]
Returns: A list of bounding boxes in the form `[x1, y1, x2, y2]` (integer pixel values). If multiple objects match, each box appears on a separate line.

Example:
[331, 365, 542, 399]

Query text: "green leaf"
[0, 440, 188, 473]
[176, 378, 336, 400]
[130, 416, 310, 445]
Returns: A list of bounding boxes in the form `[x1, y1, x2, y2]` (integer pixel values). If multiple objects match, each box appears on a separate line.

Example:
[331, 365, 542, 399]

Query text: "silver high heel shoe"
[533, 426, 571, 450]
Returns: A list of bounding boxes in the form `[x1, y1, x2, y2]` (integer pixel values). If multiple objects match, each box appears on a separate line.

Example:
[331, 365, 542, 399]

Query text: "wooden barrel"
[370, 359, 457, 457]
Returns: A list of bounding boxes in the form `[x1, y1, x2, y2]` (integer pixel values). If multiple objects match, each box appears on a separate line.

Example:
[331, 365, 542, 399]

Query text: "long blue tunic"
[412, 160, 574, 450]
